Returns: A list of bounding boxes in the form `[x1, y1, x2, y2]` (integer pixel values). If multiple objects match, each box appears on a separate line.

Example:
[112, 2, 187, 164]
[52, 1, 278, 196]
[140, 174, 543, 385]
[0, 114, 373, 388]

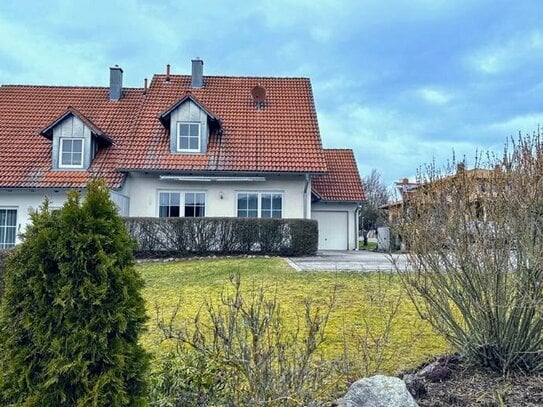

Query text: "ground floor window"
[237, 192, 283, 218]
[159, 191, 205, 218]
[0, 209, 17, 249]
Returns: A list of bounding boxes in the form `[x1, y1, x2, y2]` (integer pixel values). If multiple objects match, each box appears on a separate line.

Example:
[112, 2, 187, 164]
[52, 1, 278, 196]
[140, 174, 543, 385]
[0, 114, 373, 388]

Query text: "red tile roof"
[0, 85, 144, 188]
[120, 75, 327, 173]
[312, 149, 365, 202]
[0, 74, 329, 189]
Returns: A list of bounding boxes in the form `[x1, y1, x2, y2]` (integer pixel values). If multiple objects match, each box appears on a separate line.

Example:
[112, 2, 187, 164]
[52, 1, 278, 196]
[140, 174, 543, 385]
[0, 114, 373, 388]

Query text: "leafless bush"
[395, 133, 543, 373]
[151, 275, 336, 406]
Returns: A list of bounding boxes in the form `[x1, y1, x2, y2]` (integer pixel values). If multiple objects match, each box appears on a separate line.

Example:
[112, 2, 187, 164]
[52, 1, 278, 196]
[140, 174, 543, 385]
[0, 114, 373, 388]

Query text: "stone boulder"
[338, 375, 419, 407]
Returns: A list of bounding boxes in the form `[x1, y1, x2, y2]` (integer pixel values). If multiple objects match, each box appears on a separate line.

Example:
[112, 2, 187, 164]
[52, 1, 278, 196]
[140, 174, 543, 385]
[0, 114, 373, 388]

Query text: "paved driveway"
[287, 250, 410, 272]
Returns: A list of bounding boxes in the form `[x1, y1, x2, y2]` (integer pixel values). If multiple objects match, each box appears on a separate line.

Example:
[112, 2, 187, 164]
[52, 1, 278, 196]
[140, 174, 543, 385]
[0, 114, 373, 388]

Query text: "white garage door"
[311, 211, 348, 250]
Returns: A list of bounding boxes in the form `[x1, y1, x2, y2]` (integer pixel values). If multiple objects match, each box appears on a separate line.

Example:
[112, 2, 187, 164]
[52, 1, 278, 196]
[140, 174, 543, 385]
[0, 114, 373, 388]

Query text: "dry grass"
[139, 257, 447, 375]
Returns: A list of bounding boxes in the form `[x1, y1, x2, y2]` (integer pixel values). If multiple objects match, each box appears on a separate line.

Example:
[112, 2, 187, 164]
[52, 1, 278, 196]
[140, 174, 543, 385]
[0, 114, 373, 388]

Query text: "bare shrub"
[395, 134, 543, 373]
[150, 275, 336, 406]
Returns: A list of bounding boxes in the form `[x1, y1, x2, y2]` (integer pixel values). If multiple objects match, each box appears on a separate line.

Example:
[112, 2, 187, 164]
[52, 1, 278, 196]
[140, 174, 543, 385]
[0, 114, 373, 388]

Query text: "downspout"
[303, 174, 310, 219]
[354, 204, 362, 251]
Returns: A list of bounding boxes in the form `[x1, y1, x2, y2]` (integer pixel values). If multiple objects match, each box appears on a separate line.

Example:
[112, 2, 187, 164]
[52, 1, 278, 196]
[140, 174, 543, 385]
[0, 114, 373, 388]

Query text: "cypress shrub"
[0, 249, 11, 303]
[0, 180, 149, 406]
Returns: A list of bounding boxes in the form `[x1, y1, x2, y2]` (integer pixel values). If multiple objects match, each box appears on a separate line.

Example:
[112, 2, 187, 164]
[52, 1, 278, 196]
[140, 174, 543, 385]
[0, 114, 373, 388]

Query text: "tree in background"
[360, 169, 389, 244]
[0, 180, 149, 406]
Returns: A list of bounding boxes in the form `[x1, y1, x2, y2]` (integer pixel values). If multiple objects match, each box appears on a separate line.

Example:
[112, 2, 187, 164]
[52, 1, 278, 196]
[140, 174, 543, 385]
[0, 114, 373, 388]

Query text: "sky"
[1, 0, 542, 189]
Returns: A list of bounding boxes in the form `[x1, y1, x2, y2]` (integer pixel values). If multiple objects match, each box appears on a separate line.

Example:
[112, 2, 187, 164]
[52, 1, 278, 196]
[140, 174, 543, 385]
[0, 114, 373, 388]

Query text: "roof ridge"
[152, 74, 311, 80]
[0, 84, 144, 90]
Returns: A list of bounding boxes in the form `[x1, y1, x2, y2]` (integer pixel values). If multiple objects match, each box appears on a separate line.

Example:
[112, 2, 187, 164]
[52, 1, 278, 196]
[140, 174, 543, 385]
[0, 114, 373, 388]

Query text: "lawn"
[139, 257, 448, 375]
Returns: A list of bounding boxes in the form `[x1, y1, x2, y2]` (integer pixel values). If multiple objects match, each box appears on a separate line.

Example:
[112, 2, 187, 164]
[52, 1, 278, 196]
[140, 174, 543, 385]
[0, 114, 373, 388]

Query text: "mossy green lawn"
[139, 257, 447, 375]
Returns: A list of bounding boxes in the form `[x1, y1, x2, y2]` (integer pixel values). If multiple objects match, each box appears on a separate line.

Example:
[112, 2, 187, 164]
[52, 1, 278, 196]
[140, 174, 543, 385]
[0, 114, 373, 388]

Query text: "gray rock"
[339, 375, 419, 407]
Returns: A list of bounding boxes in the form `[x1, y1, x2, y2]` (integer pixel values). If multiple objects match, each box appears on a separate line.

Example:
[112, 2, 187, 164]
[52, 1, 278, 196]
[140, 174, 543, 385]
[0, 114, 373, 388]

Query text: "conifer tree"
[0, 180, 149, 406]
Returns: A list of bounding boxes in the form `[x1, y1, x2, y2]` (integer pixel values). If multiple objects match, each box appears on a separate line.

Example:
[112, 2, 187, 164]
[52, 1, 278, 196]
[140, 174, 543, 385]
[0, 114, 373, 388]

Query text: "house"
[381, 164, 498, 249]
[0, 60, 365, 251]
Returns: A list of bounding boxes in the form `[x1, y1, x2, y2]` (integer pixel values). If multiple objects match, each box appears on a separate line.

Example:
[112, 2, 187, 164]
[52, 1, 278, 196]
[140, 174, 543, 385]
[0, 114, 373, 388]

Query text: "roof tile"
[312, 149, 365, 202]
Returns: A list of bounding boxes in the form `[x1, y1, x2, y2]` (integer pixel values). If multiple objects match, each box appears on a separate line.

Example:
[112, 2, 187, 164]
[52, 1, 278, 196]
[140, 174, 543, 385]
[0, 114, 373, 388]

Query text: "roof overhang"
[157, 93, 220, 128]
[39, 107, 114, 145]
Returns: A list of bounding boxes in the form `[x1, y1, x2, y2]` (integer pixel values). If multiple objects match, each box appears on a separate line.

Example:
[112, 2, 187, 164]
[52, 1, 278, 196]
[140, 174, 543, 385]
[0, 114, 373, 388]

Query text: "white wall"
[311, 201, 359, 250]
[0, 189, 73, 244]
[121, 172, 310, 218]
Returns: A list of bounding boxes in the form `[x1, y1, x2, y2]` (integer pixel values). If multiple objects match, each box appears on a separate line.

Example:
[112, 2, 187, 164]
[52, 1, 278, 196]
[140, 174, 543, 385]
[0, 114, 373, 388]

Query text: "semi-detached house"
[0, 60, 365, 251]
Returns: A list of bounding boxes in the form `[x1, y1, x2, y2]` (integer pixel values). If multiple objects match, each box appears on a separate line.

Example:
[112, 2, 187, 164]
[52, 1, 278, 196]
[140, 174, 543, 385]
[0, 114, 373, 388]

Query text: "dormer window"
[59, 138, 84, 168]
[40, 107, 113, 171]
[158, 94, 221, 155]
[177, 122, 201, 152]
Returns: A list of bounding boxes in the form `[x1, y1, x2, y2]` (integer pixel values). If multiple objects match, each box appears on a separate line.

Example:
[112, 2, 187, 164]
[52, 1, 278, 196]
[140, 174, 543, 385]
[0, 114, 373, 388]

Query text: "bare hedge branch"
[124, 217, 318, 257]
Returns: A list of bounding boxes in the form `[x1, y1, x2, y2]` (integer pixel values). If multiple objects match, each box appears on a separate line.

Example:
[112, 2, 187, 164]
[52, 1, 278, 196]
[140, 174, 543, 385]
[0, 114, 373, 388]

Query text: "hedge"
[124, 217, 318, 257]
[0, 250, 11, 302]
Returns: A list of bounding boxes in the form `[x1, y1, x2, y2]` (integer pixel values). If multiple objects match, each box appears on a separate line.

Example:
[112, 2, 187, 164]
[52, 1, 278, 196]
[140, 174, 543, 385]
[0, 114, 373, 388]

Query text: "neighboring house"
[0, 60, 365, 250]
[383, 165, 495, 223]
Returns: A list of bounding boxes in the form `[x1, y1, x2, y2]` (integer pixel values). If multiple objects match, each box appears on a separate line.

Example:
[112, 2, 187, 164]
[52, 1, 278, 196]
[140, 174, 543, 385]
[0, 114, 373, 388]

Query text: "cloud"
[466, 30, 543, 75]
[417, 87, 453, 105]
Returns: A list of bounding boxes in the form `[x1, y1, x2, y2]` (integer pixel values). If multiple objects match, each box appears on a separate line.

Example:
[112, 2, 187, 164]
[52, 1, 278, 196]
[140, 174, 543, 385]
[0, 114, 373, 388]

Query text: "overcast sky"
[1, 0, 542, 188]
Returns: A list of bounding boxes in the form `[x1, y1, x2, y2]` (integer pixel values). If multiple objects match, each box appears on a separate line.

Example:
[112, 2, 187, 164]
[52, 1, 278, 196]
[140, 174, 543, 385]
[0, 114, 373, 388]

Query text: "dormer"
[158, 94, 220, 155]
[40, 108, 113, 170]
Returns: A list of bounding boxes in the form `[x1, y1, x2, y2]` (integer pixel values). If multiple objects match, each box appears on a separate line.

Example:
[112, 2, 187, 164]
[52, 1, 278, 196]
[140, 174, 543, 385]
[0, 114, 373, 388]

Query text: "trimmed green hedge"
[124, 217, 318, 257]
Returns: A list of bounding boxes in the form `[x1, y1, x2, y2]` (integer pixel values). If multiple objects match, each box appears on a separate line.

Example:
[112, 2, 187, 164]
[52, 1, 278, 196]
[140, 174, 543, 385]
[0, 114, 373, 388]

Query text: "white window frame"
[176, 122, 201, 153]
[236, 192, 283, 218]
[59, 137, 85, 169]
[157, 190, 206, 218]
[0, 208, 17, 249]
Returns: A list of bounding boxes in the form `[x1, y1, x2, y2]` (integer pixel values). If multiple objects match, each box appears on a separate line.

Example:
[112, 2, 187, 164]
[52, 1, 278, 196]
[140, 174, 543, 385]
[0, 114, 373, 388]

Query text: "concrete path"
[286, 250, 411, 272]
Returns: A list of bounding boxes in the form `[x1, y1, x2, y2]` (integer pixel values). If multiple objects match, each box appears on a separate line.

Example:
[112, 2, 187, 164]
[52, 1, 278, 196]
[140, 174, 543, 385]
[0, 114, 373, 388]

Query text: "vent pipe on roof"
[143, 78, 148, 95]
[109, 65, 123, 101]
[165, 64, 171, 82]
[191, 58, 203, 88]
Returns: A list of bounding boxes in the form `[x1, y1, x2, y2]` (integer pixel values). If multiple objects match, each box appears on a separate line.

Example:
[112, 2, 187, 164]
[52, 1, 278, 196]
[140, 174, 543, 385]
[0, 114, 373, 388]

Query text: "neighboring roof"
[312, 149, 365, 202]
[0, 85, 144, 189]
[0, 73, 328, 189]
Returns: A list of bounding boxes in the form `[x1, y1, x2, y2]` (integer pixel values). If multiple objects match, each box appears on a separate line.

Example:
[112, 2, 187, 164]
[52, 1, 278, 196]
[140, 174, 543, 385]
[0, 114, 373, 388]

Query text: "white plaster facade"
[120, 172, 311, 219]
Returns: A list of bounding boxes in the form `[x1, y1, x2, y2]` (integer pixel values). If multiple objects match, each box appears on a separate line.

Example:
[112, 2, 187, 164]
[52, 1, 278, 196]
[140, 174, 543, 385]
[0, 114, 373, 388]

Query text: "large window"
[0, 209, 17, 249]
[237, 192, 283, 218]
[177, 122, 200, 152]
[159, 191, 205, 218]
[60, 138, 84, 168]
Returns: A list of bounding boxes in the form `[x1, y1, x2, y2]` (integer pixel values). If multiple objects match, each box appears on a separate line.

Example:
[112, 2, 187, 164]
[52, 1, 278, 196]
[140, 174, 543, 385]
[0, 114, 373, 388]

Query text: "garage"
[311, 210, 348, 250]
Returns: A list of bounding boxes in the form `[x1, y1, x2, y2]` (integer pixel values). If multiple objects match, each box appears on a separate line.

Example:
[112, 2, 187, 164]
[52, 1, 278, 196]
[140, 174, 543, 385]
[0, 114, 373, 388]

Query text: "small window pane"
[72, 139, 82, 150]
[180, 137, 189, 150]
[171, 193, 180, 206]
[262, 194, 271, 210]
[272, 194, 282, 210]
[0, 209, 17, 248]
[248, 195, 258, 210]
[6, 210, 16, 226]
[179, 124, 189, 137]
[189, 124, 199, 137]
[72, 153, 82, 165]
[189, 138, 198, 150]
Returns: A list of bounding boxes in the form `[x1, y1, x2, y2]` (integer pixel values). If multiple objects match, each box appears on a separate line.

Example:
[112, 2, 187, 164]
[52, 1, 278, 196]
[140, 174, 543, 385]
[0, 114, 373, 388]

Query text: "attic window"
[59, 138, 84, 168]
[177, 122, 200, 152]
